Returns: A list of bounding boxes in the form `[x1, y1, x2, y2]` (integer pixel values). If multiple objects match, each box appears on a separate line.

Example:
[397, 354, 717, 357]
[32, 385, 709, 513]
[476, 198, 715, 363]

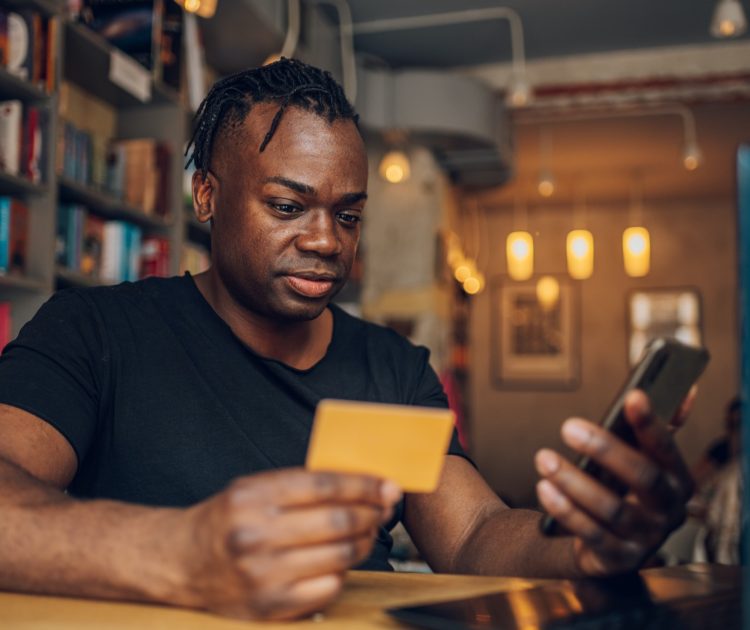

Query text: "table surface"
[0, 571, 537, 629]
[0, 565, 739, 629]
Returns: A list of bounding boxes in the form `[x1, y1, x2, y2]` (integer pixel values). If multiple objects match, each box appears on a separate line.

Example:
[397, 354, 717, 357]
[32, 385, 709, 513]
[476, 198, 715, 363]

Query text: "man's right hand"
[181, 468, 401, 621]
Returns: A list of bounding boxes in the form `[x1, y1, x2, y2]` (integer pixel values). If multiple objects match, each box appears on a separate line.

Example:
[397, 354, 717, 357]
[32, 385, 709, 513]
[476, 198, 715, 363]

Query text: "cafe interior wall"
[464, 102, 747, 508]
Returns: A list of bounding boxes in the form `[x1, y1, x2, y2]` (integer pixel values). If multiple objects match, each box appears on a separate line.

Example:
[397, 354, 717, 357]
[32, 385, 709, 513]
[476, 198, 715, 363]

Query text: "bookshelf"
[0, 1, 203, 339]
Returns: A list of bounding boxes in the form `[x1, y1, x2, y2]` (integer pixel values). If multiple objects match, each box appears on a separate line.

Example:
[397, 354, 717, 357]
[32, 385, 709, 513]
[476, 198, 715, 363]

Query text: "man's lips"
[284, 273, 338, 298]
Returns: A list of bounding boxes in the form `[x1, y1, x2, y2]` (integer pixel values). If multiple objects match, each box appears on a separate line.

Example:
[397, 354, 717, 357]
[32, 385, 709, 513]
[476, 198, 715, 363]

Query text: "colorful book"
[0, 302, 10, 353]
[8, 198, 28, 274]
[0, 100, 22, 175]
[0, 196, 10, 272]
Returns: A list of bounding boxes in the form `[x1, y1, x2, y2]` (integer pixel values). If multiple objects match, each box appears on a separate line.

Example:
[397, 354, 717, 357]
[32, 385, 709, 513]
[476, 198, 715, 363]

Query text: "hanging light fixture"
[623, 227, 651, 278]
[537, 128, 555, 197]
[506, 231, 534, 281]
[379, 150, 411, 184]
[567, 229, 594, 280]
[710, 0, 748, 37]
[536, 276, 560, 310]
[174, 0, 217, 18]
[682, 142, 703, 171]
[623, 179, 650, 278]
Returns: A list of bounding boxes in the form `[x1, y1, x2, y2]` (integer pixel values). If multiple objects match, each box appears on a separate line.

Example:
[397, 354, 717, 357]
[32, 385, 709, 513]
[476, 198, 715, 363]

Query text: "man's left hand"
[534, 388, 696, 576]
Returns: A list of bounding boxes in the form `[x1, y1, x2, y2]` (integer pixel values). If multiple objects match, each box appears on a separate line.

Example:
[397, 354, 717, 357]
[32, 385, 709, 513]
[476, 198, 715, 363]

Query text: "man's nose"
[295, 210, 342, 257]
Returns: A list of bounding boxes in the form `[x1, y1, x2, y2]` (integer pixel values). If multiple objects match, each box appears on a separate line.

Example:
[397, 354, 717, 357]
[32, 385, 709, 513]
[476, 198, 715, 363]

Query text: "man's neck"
[192, 271, 333, 371]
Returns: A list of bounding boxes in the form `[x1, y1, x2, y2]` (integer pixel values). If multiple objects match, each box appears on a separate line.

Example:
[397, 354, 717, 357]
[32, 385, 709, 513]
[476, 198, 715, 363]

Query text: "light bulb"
[623, 227, 651, 278]
[536, 276, 560, 310]
[537, 171, 555, 197]
[566, 229, 594, 280]
[507, 76, 531, 108]
[174, 0, 217, 18]
[379, 150, 410, 184]
[506, 231, 534, 281]
[463, 276, 481, 295]
[683, 143, 703, 171]
[454, 259, 476, 283]
[710, 0, 748, 38]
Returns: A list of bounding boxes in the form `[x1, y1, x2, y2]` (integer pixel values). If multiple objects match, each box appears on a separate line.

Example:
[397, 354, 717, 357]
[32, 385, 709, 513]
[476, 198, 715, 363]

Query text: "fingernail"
[535, 449, 560, 475]
[537, 479, 566, 510]
[562, 420, 591, 446]
[381, 480, 403, 505]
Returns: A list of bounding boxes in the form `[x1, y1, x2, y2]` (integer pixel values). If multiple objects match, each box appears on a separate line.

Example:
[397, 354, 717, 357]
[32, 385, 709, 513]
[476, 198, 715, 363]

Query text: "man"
[0, 59, 694, 621]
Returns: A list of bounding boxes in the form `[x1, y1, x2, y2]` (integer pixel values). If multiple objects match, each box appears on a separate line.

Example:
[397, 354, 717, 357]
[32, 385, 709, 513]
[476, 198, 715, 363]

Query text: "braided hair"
[186, 58, 359, 175]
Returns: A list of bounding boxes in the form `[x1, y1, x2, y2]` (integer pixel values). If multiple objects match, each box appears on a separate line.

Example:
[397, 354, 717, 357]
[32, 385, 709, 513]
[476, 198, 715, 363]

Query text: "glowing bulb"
[506, 231, 534, 281]
[463, 276, 481, 295]
[447, 247, 464, 269]
[623, 227, 650, 278]
[175, 0, 217, 18]
[507, 76, 531, 108]
[537, 171, 555, 197]
[536, 276, 560, 310]
[454, 259, 476, 283]
[710, 0, 747, 38]
[379, 150, 410, 184]
[566, 229, 594, 279]
[682, 143, 703, 171]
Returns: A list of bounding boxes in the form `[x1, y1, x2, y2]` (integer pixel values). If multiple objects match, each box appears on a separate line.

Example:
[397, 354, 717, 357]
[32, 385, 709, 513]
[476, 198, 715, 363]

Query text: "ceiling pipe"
[306, 0, 358, 102]
[349, 6, 529, 107]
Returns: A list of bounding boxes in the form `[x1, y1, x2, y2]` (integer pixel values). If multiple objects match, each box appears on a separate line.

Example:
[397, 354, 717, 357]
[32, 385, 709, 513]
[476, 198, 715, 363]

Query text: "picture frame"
[626, 287, 703, 366]
[491, 276, 580, 390]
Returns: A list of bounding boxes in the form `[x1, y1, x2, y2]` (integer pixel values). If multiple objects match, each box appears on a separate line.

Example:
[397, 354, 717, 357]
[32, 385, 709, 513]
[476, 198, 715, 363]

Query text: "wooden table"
[0, 565, 739, 629]
[0, 571, 538, 629]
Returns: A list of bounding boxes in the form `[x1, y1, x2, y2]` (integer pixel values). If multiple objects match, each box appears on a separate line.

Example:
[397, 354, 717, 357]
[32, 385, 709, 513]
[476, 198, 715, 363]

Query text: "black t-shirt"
[0, 274, 467, 570]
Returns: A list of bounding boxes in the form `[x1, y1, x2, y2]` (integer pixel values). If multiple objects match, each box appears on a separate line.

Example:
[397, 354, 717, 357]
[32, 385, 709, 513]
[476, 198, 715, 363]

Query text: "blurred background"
[1, 0, 748, 559]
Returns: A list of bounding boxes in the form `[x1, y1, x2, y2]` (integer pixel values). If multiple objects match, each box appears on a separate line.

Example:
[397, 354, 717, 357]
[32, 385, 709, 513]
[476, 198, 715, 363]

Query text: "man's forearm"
[452, 508, 580, 579]
[0, 456, 195, 606]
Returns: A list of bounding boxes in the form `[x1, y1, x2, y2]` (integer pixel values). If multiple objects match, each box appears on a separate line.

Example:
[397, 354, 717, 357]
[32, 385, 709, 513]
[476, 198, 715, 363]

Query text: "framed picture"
[491, 276, 580, 389]
[627, 287, 703, 366]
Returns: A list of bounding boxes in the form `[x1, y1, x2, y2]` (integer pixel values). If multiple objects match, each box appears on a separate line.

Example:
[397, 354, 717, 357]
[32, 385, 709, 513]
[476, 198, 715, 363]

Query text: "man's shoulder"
[58, 275, 189, 307]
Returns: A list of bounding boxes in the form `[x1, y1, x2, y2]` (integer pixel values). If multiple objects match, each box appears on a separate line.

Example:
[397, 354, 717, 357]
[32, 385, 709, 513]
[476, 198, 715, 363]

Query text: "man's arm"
[404, 390, 694, 578]
[0, 404, 401, 620]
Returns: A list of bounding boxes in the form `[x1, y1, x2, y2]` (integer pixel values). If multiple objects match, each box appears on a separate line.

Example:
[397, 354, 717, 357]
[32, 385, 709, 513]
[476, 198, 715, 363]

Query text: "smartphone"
[541, 337, 710, 536]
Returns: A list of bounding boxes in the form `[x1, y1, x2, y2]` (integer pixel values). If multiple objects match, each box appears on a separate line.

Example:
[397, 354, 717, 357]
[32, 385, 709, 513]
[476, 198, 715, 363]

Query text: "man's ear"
[192, 170, 216, 224]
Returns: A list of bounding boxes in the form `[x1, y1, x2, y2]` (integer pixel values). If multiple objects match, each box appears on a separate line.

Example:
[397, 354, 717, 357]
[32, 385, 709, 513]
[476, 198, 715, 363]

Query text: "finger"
[229, 469, 402, 510]
[668, 385, 698, 431]
[623, 391, 694, 499]
[240, 533, 374, 583]
[535, 450, 653, 538]
[558, 419, 686, 512]
[228, 505, 382, 551]
[255, 574, 344, 621]
[536, 479, 625, 551]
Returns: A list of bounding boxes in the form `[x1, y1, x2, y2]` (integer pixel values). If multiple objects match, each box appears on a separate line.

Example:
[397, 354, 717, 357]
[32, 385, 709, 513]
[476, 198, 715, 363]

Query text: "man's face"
[203, 104, 368, 322]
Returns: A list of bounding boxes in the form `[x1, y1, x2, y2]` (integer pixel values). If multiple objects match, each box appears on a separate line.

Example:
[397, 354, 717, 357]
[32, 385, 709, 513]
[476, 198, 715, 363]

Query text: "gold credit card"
[306, 399, 455, 493]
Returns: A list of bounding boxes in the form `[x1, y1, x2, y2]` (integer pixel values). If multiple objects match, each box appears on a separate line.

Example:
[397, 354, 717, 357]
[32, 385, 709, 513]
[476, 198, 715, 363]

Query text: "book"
[21, 105, 42, 184]
[0, 197, 10, 272]
[0, 11, 8, 68]
[0, 100, 21, 176]
[101, 220, 125, 282]
[8, 198, 28, 274]
[0, 302, 10, 353]
[140, 235, 169, 278]
[81, 214, 104, 276]
[6, 11, 32, 81]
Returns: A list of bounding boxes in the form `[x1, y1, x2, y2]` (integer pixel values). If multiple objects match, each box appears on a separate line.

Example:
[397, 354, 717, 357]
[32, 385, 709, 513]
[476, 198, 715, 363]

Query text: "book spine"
[0, 301, 10, 353]
[0, 197, 11, 273]
[0, 100, 22, 176]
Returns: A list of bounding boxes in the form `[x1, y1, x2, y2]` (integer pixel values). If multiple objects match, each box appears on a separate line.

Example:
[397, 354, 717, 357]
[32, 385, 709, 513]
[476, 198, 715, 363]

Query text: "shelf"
[63, 21, 182, 109]
[0, 273, 46, 292]
[0, 67, 52, 102]
[55, 266, 108, 289]
[0, 171, 48, 196]
[4, 0, 63, 16]
[59, 177, 173, 230]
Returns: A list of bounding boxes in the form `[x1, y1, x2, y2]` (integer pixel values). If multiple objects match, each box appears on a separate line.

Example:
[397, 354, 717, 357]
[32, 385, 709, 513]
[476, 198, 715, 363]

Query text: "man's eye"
[270, 203, 303, 214]
[337, 212, 361, 226]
